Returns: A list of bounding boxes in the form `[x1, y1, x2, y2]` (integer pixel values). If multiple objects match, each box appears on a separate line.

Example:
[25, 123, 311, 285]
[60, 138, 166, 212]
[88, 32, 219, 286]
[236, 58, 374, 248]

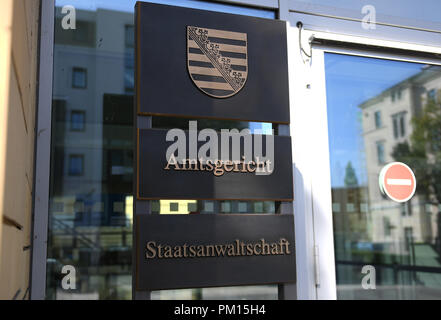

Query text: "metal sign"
[136, 214, 296, 291]
[134, 1, 296, 294]
[379, 162, 416, 202]
[137, 128, 294, 201]
[135, 2, 290, 123]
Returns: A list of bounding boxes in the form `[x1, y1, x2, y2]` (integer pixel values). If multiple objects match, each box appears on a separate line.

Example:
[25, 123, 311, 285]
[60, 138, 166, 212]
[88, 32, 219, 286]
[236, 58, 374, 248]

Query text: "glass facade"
[39, 0, 441, 301]
[325, 53, 441, 299]
[47, 0, 278, 300]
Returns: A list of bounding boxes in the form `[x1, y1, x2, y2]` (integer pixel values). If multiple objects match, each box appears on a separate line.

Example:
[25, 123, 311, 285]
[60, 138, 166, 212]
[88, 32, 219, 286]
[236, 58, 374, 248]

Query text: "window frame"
[68, 154, 85, 176]
[376, 140, 386, 164]
[291, 26, 441, 300]
[374, 110, 382, 129]
[72, 67, 88, 89]
[70, 110, 86, 131]
[31, 0, 285, 301]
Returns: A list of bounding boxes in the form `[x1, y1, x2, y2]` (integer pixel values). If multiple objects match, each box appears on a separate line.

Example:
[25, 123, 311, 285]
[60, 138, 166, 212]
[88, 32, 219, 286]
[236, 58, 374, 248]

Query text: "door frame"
[287, 18, 441, 299]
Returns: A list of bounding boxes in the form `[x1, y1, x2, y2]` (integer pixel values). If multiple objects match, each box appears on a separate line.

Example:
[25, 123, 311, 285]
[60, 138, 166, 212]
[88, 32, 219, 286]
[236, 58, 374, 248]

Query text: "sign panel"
[135, 2, 290, 123]
[379, 162, 416, 202]
[136, 214, 296, 291]
[137, 128, 294, 201]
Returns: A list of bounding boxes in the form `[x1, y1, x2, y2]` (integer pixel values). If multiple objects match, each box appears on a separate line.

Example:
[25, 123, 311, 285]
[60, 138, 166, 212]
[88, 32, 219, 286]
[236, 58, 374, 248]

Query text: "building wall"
[0, 0, 40, 299]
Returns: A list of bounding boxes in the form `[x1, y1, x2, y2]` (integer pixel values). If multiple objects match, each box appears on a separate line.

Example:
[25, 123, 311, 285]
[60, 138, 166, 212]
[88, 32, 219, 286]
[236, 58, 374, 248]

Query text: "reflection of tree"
[392, 97, 441, 251]
[392, 98, 441, 204]
[344, 161, 358, 187]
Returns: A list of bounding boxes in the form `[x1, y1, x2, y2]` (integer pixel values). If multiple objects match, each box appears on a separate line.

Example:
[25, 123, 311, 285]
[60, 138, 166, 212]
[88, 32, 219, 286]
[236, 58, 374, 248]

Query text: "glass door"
[324, 52, 441, 299]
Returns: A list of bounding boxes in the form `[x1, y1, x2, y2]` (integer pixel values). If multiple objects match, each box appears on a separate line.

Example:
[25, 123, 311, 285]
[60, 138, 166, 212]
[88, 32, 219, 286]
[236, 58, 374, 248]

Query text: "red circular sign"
[379, 162, 416, 203]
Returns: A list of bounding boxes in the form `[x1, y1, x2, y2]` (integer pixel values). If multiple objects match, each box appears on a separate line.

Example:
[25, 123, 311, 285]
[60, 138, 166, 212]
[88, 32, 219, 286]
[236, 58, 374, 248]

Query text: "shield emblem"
[187, 26, 248, 98]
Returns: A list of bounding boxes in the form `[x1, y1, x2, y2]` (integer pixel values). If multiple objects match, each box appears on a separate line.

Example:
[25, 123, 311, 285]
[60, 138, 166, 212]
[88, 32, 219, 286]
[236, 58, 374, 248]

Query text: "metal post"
[30, 0, 55, 300]
[132, 116, 152, 300]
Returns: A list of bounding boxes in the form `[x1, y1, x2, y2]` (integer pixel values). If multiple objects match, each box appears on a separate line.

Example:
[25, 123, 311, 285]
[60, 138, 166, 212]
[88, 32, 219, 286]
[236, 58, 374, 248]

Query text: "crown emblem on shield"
[187, 26, 248, 98]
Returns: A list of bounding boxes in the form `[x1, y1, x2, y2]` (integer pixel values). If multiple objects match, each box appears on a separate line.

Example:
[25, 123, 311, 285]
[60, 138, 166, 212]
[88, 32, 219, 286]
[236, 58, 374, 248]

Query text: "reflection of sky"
[294, 0, 441, 27]
[56, 0, 275, 18]
[325, 53, 423, 187]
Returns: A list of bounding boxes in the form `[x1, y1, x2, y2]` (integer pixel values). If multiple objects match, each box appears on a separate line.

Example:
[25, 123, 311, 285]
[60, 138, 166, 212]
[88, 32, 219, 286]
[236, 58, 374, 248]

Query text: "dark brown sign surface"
[135, 2, 290, 123]
[137, 128, 294, 201]
[136, 214, 296, 291]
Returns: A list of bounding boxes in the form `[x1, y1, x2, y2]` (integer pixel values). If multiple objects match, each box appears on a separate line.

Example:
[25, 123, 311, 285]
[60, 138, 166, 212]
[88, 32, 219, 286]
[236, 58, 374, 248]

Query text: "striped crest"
[187, 26, 248, 98]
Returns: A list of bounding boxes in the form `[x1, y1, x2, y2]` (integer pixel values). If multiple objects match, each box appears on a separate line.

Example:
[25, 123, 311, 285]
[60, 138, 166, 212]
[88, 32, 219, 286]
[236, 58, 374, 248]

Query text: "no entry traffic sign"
[379, 162, 416, 203]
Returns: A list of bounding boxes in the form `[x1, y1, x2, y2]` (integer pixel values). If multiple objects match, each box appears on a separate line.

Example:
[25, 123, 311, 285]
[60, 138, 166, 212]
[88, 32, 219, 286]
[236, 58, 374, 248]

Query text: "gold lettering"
[261, 239, 270, 255]
[164, 154, 180, 170]
[253, 243, 262, 255]
[233, 160, 241, 172]
[206, 245, 215, 257]
[215, 244, 227, 256]
[157, 244, 164, 258]
[144, 239, 289, 258]
[189, 245, 196, 257]
[205, 159, 214, 171]
[279, 238, 291, 254]
[224, 160, 234, 172]
[146, 241, 157, 259]
[213, 160, 225, 176]
[271, 243, 279, 255]
[196, 245, 205, 257]
[246, 243, 253, 255]
[164, 245, 173, 258]
[241, 156, 247, 172]
[173, 245, 183, 258]
[227, 244, 236, 256]
[199, 158, 205, 171]
[247, 161, 256, 173]
[187, 159, 198, 171]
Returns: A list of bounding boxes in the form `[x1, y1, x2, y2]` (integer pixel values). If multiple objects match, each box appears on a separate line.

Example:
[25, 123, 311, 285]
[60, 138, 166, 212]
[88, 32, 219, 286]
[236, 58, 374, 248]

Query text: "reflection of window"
[125, 25, 134, 48]
[392, 112, 406, 139]
[70, 110, 85, 131]
[124, 67, 134, 93]
[72, 67, 87, 89]
[428, 89, 436, 102]
[404, 227, 413, 251]
[124, 24, 134, 93]
[374, 111, 382, 128]
[68, 155, 84, 176]
[400, 202, 412, 216]
[376, 141, 385, 164]
[391, 88, 402, 102]
[430, 128, 441, 152]
[383, 216, 391, 236]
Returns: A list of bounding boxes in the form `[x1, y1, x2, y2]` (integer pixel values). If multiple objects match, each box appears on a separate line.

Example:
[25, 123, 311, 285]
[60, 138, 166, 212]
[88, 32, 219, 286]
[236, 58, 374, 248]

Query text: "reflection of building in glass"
[48, 6, 278, 300]
[48, 7, 135, 299]
[359, 65, 441, 294]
